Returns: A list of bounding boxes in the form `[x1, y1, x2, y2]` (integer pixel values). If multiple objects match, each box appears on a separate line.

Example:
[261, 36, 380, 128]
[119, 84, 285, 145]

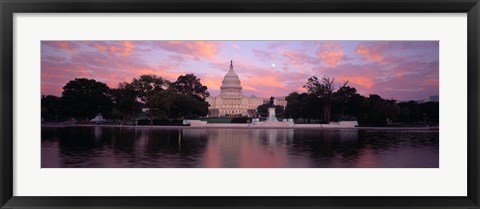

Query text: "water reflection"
[41, 127, 439, 168]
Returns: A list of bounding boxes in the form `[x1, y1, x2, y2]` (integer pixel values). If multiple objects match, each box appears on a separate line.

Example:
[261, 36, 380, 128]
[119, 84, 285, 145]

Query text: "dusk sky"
[41, 40, 439, 100]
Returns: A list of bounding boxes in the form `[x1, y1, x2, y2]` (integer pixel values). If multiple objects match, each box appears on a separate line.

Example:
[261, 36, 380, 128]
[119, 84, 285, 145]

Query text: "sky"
[41, 40, 439, 100]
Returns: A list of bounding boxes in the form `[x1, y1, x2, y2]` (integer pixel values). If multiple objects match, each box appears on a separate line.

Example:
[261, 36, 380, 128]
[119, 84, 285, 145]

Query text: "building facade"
[206, 61, 287, 117]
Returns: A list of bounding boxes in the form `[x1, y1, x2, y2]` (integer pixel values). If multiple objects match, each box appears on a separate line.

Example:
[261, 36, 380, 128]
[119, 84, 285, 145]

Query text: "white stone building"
[206, 61, 287, 117]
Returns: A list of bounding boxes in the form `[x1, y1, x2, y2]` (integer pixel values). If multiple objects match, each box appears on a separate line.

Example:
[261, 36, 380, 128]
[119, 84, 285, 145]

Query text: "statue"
[269, 96, 275, 107]
[266, 96, 278, 122]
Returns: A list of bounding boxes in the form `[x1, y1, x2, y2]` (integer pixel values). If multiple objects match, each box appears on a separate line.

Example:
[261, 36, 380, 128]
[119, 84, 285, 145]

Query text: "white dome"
[220, 61, 243, 96]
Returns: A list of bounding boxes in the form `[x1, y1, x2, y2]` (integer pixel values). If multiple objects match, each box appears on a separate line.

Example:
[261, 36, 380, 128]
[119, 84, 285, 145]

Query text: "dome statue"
[220, 60, 243, 96]
[205, 60, 288, 118]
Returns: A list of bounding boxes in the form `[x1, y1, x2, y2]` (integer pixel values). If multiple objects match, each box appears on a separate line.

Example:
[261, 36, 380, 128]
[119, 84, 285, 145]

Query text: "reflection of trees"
[288, 129, 439, 168]
[114, 128, 209, 167]
[144, 128, 208, 167]
[54, 126, 108, 167]
[49, 127, 210, 167]
[287, 129, 363, 167]
[54, 126, 141, 167]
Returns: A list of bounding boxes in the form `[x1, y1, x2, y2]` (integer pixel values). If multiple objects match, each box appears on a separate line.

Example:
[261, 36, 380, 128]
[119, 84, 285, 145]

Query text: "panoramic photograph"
[41, 40, 439, 168]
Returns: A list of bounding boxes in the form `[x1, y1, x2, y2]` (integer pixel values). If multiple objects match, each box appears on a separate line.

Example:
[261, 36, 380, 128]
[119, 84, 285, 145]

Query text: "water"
[41, 127, 439, 168]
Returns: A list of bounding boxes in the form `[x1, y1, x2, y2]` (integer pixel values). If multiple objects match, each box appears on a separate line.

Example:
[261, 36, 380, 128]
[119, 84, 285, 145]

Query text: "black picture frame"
[1, 0, 479, 208]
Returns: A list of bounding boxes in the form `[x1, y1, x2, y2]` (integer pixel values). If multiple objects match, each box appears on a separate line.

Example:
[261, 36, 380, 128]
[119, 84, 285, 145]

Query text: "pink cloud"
[242, 76, 286, 92]
[152, 41, 222, 59]
[425, 78, 439, 88]
[41, 45, 186, 95]
[281, 50, 318, 70]
[92, 41, 134, 56]
[43, 41, 78, 52]
[355, 44, 386, 63]
[318, 50, 344, 67]
[41, 83, 63, 96]
[201, 75, 223, 91]
[336, 75, 375, 90]
[317, 42, 345, 67]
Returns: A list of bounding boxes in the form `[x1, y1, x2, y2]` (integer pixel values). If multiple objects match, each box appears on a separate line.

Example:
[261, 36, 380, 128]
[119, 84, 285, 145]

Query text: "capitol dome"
[205, 60, 286, 118]
[220, 60, 243, 96]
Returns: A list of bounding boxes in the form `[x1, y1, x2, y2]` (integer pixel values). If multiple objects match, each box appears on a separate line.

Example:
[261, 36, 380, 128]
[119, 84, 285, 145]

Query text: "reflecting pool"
[41, 127, 439, 168]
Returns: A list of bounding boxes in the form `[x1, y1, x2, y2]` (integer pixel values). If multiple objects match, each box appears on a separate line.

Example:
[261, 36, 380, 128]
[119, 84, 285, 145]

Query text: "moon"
[272, 64, 276, 68]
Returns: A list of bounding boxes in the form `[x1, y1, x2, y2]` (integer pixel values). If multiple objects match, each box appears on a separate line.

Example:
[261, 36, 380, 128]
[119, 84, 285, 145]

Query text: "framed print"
[1, 0, 479, 208]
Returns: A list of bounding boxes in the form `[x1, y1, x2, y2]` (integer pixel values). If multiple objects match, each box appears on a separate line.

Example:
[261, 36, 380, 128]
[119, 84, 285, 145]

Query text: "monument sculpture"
[266, 96, 278, 122]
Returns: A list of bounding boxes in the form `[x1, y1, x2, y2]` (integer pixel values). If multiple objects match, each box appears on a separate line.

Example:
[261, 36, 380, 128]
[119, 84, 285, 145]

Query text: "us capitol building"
[206, 61, 287, 117]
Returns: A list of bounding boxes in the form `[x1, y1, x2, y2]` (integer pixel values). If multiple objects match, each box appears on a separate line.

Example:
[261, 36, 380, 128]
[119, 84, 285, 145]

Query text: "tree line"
[42, 73, 438, 127]
[41, 74, 210, 125]
[283, 76, 439, 126]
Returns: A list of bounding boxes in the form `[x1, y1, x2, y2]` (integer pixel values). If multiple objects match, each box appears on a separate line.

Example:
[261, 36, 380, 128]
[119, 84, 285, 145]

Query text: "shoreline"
[41, 124, 439, 130]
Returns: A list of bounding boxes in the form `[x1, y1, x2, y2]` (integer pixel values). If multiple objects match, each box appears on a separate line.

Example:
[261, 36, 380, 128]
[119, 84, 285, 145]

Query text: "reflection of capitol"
[181, 128, 363, 168]
[186, 128, 298, 168]
[206, 61, 287, 117]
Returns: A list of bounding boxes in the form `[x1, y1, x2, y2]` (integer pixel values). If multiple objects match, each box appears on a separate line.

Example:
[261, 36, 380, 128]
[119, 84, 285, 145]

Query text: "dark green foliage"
[129, 75, 170, 124]
[398, 101, 439, 125]
[304, 76, 335, 123]
[275, 105, 285, 118]
[285, 92, 302, 120]
[147, 88, 177, 120]
[110, 82, 140, 123]
[420, 102, 439, 123]
[171, 73, 210, 99]
[285, 92, 322, 123]
[41, 95, 61, 121]
[169, 94, 209, 119]
[60, 78, 113, 120]
[45, 73, 210, 125]
[130, 74, 169, 103]
[357, 95, 399, 126]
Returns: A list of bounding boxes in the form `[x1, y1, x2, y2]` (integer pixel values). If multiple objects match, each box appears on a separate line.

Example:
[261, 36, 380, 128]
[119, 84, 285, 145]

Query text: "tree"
[345, 93, 369, 123]
[171, 74, 210, 99]
[304, 76, 335, 123]
[398, 101, 419, 123]
[130, 75, 170, 124]
[41, 95, 61, 121]
[111, 82, 139, 124]
[420, 101, 439, 124]
[285, 92, 303, 120]
[303, 93, 322, 123]
[275, 105, 285, 118]
[363, 94, 399, 126]
[130, 74, 170, 103]
[285, 92, 322, 123]
[60, 78, 113, 120]
[333, 83, 359, 119]
[147, 88, 177, 120]
[169, 94, 209, 119]
[256, 103, 269, 117]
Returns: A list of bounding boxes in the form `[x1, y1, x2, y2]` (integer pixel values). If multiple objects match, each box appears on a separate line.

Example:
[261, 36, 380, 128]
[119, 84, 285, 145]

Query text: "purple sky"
[41, 40, 439, 100]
